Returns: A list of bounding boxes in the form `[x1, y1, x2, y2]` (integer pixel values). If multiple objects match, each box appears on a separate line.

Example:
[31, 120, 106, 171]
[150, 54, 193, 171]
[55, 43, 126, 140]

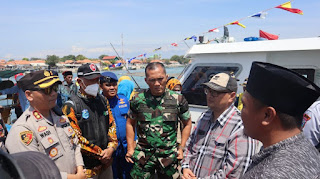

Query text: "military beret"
[62, 71, 73, 77]
[19, 70, 61, 92]
[246, 61, 320, 117]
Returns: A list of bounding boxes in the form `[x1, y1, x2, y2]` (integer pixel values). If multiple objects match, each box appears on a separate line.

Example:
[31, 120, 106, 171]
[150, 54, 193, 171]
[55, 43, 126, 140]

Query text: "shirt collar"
[208, 104, 237, 126]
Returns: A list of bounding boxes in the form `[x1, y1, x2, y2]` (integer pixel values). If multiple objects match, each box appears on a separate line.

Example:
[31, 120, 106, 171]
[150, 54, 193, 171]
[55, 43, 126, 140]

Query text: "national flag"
[143, 53, 147, 57]
[250, 12, 267, 19]
[115, 63, 122, 67]
[276, 1, 303, 15]
[184, 35, 197, 42]
[109, 64, 115, 68]
[227, 21, 246, 28]
[171, 43, 178, 47]
[259, 30, 279, 40]
[138, 54, 144, 57]
[208, 28, 219, 33]
[153, 47, 161, 52]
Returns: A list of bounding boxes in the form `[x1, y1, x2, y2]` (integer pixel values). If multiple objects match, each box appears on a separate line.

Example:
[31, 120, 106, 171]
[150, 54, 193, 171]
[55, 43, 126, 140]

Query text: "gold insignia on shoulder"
[33, 111, 42, 120]
[20, 131, 33, 146]
[44, 70, 50, 77]
[38, 126, 47, 132]
[49, 147, 58, 157]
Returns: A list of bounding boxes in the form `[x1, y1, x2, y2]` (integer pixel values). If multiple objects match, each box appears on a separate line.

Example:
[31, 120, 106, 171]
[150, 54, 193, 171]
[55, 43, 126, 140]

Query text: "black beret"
[62, 71, 72, 77]
[246, 61, 320, 117]
[19, 70, 61, 92]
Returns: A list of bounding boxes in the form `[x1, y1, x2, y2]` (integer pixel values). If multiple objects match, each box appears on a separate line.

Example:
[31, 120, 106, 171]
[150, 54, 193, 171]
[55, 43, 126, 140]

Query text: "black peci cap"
[18, 70, 61, 92]
[77, 63, 101, 80]
[246, 61, 320, 117]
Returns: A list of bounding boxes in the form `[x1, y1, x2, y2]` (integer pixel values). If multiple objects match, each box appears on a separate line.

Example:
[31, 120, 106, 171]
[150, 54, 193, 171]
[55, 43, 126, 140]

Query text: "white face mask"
[81, 79, 100, 97]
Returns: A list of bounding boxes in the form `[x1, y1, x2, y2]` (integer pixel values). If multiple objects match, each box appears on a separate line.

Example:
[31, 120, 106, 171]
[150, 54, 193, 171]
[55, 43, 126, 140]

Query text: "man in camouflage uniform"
[125, 62, 192, 179]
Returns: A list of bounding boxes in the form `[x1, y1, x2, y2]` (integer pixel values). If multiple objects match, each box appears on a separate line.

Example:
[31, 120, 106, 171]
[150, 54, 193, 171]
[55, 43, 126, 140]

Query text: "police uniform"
[129, 88, 191, 179]
[302, 101, 320, 151]
[5, 70, 84, 179]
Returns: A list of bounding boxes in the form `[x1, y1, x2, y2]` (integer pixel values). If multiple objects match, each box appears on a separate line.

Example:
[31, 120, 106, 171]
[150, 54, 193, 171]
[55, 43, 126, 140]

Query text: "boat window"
[182, 65, 241, 106]
[290, 69, 315, 82]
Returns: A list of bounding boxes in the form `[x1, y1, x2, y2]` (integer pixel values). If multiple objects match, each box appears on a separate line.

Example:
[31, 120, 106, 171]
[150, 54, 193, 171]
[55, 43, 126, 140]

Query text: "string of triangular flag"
[120, 1, 302, 65]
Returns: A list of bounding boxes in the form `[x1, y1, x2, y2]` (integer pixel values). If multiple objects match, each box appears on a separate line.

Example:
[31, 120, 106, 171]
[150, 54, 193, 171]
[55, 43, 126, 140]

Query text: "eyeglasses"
[204, 88, 222, 97]
[39, 84, 59, 95]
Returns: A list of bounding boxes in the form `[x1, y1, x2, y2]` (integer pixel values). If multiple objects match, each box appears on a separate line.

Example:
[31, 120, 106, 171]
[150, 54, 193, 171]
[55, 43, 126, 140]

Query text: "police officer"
[5, 70, 86, 179]
[100, 72, 133, 179]
[62, 63, 118, 178]
[126, 62, 192, 179]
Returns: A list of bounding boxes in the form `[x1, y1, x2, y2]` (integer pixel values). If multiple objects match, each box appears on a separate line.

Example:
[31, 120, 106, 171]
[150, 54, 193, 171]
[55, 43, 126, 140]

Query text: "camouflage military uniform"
[129, 89, 190, 179]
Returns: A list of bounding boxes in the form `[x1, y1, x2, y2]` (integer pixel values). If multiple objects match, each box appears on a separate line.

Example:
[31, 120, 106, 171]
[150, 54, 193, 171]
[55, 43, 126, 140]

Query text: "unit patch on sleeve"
[20, 131, 33, 145]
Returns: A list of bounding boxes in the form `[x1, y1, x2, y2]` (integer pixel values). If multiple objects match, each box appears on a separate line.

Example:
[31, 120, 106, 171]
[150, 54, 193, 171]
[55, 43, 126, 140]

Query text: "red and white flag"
[208, 28, 219, 33]
[171, 43, 178, 47]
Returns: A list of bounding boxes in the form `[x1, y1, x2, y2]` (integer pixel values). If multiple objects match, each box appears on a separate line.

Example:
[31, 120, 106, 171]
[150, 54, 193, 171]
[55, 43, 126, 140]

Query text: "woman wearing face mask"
[62, 63, 118, 179]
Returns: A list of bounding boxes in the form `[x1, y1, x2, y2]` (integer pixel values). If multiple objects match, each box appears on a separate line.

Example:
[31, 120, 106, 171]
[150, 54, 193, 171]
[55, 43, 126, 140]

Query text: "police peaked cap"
[19, 70, 61, 92]
[246, 61, 320, 117]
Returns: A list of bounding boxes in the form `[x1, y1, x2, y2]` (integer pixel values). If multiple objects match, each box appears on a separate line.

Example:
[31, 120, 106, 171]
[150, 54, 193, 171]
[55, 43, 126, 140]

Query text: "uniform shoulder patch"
[20, 131, 33, 145]
[304, 114, 311, 121]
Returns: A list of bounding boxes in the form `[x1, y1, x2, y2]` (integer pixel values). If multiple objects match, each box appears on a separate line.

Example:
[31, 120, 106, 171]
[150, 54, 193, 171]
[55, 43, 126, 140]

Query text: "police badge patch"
[20, 131, 33, 145]
[82, 109, 89, 119]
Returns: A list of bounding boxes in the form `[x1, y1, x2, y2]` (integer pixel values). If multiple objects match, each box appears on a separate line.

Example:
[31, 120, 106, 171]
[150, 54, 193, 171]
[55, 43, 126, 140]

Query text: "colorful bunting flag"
[276, 1, 303, 15]
[250, 12, 267, 19]
[171, 43, 178, 47]
[153, 47, 161, 52]
[128, 57, 136, 63]
[137, 53, 147, 57]
[227, 21, 246, 28]
[184, 35, 197, 42]
[109, 62, 122, 68]
[208, 28, 219, 33]
[259, 30, 279, 40]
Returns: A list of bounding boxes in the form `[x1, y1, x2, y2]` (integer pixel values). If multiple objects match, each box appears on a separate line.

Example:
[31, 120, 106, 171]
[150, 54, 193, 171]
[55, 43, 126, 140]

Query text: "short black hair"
[276, 111, 302, 130]
[145, 62, 166, 77]
[253, 97, 301, 130]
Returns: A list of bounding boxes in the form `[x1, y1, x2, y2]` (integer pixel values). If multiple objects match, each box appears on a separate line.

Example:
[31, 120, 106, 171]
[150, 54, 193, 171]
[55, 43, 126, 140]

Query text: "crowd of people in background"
[0, 61, 320, 179]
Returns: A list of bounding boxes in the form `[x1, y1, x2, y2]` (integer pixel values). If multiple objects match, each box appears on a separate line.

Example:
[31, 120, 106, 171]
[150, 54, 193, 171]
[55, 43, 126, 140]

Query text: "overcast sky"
[0, 0, 319, 60]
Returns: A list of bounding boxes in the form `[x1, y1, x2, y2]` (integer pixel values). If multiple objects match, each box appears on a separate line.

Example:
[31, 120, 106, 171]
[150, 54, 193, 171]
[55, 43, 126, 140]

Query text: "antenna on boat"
[110, 43, 141, 89]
